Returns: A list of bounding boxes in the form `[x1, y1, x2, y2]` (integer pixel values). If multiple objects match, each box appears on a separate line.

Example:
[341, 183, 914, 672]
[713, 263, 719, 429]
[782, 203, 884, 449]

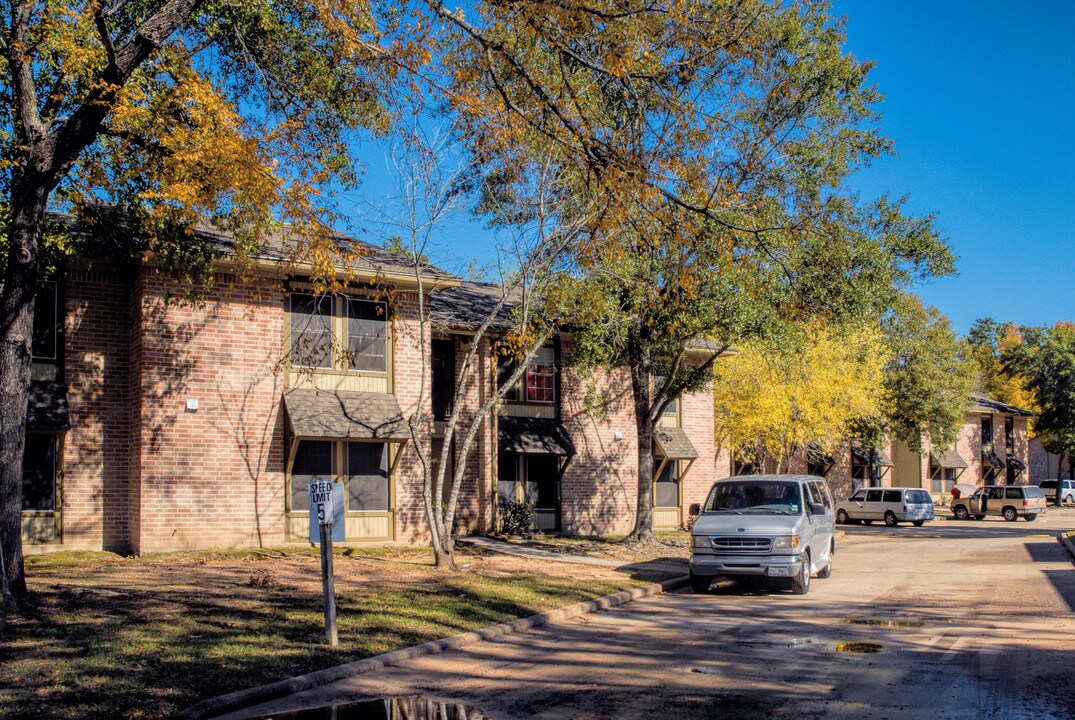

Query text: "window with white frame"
[525, 347, 556, 403]
[346, 298, 388, 372]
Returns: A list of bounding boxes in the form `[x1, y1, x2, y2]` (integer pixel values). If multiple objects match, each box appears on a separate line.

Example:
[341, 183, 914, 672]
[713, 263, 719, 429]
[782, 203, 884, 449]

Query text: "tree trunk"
[434, 537, 456, 570]
[627, 338, 655, 543]
[1, 180, 50, 600]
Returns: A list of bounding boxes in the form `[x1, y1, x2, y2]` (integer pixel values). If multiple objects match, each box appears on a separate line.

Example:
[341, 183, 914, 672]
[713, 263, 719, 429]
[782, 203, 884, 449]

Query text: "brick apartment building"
[755, 394, 1033, 503]
[19, 230, 722, 552]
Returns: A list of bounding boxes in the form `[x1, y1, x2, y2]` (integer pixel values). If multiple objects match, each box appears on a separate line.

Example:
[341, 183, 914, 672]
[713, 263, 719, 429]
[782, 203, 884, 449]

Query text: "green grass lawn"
[0, 547, 645, 720]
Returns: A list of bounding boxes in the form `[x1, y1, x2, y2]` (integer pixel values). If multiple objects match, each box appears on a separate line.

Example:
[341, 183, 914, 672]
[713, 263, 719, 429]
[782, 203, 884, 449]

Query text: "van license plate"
[767, 566, 790, 577]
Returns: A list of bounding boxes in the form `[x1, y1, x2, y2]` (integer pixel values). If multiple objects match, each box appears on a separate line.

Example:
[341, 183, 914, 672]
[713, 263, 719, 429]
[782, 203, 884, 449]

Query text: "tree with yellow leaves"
[713, 322, 887, 472]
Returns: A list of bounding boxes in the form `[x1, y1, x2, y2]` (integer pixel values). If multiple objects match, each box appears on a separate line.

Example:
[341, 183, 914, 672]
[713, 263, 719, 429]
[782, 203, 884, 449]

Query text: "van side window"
[850, 490, 866, 502]
[866, 490, 883, 502]
[1005, 487, 1022, 500]
[817, 483, 833, 509]
[883, 490, 901, 503]
[989, 488, 1005, 500]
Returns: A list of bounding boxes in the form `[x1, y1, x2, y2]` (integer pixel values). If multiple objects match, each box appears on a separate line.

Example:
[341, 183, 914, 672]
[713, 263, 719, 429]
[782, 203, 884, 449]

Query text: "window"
[653, 369, 679, 416]
[1005, 417, 1014, 453]
[289, 292, 389, 372]
[347, 442, 389, 512]
[981, 416, 994, 451]
[525, 348, 555, 403]
[655, 460, 679, 508]
[32, 281, 59, 361]
[290, 293, 333, 369]
[290, 440, 334, 512]
[851, 459, 869, 490]
[865, 489, 883, 503]
[883, 490, 901, 503]
[850, 490, 866, 502]
[497, 347, 556, 404]
[346, 298, 388, 372]
[22, 434, 57, 511]
[1005, 487, 1022, 500]
[931, 466, 957, 494]
[497, 453, 518, 502]
[431, 339, 455, 421]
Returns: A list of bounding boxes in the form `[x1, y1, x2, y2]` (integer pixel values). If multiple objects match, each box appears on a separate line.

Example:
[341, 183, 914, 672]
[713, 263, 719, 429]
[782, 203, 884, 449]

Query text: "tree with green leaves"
[852, 294, 976, 480]
[438, 0, 954, 540]
[1, 0, 402, 600]
[1002, 322, 1075, 508]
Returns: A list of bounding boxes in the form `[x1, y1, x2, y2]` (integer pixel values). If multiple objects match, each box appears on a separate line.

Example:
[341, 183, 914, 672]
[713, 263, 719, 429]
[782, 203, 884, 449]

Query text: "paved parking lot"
[223, 511, 1075, 720]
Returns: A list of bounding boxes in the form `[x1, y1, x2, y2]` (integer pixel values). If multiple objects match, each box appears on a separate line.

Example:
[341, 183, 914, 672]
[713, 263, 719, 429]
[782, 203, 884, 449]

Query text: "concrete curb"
[176, 574, 689, 720]
[1059, 530, 1075, 564]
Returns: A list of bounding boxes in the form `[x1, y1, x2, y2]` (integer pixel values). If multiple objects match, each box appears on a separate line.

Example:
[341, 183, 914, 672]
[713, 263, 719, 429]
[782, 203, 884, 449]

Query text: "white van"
[835, 487, 935, 527]
[688, 475, 836, 595]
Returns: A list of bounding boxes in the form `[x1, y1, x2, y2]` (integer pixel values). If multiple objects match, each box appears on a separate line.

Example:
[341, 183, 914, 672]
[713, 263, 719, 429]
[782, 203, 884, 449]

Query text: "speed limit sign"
[308, 480, 345, 543]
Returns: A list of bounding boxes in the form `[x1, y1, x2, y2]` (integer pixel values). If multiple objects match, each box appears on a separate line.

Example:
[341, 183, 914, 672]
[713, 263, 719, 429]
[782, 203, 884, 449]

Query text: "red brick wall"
[62, 270, 133, 551]
[131, 274, 286, 552]
[388, 291, 433, 544]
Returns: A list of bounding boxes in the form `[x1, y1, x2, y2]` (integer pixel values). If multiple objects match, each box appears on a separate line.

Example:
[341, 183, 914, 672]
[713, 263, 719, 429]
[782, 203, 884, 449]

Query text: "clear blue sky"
[348, 1, 1075, 336]
[831, 0, 1075, 334]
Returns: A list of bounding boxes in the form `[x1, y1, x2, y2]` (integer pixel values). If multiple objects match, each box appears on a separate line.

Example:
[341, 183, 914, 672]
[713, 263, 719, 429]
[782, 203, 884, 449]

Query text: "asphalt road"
[223, 510, 1075, 720]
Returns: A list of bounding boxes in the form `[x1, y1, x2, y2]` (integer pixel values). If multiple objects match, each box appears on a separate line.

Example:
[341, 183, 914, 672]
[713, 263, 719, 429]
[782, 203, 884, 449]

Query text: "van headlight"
[692, 535, 710, 549]
[772, 535, 799, 549]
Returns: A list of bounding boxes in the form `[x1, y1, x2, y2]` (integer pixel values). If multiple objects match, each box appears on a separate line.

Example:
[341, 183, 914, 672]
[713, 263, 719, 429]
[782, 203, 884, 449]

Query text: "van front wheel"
[791, 553, 811, 595]
[689, 572, 711, 593]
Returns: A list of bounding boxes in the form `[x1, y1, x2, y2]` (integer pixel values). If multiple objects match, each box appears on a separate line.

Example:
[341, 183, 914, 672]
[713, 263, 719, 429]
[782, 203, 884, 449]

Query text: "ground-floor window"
[22, 434, 58, 511]
[498, 453, 559, 510]
[931, 466, 957, 494]
[654, 459, 680, 508]
[288, 439, 390, 513]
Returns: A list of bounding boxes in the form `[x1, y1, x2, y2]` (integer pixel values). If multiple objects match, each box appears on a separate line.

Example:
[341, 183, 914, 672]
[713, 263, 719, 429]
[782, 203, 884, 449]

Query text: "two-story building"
[20, 228, 724, 552]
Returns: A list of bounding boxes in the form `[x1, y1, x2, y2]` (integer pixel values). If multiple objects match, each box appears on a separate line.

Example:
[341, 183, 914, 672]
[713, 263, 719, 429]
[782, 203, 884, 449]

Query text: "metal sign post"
[309, 480, 344, 647]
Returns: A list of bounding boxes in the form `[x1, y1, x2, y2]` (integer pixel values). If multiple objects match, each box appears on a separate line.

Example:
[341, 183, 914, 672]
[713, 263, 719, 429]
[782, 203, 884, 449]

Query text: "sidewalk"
[456, 535, 691, 576]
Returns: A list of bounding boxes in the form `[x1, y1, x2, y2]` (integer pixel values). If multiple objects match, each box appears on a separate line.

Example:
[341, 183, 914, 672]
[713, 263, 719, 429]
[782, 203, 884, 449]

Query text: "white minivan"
[688, 475, 836, 595]
[835, 487, 935, 527]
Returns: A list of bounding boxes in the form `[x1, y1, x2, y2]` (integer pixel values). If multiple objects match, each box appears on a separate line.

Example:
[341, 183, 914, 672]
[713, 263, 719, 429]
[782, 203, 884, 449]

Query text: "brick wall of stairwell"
[443, 335, 494, 536]
[132, 273, 288, 552]
[388, 292, 435, 544]
[679, 384, 717, 519]
[59, 270, 134, 551]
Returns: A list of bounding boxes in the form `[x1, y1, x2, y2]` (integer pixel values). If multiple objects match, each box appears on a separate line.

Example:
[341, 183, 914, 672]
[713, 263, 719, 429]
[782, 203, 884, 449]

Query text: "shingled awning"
[982, 449, 1005, 469]
[851, 444, 893, 467]
[930, 448, 969, 469]
[1006, 455, 1028, 471]
[806, 441, 835, 467]
[283, 388, 409, 441]
[26, 381, 70, 431]
[498, 416, 576, 456]
[654, 427, 699, 460]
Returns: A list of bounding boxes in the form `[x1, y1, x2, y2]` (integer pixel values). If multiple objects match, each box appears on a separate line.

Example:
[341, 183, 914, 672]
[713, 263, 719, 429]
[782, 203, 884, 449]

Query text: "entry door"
[526, 455, 561, 532]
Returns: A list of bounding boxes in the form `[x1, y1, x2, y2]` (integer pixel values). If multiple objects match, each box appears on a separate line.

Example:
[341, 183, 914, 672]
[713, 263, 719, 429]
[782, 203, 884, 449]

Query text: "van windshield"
[704, 481, 802, 515]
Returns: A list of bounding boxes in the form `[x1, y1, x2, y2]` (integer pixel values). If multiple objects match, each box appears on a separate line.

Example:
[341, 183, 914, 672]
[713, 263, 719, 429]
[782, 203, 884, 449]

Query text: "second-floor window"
[981, 416, 993, 451]
[1005, 417, 1014, 453]
[32, 280, 59, 362]
[289, 292, 387, 373]
[498, 346, 556, 404]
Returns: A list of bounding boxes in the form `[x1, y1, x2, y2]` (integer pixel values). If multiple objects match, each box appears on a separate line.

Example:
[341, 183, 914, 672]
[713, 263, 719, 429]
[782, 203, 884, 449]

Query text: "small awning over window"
[806, 441, 835, 467]
[283, 388, 409, 441]
[851, 445, 893, 467]
[654, 427, 699, 460]
[498, 416, 576, 455]
[930, 448, 969, 469]
[982, 449, 1005, 469]
[27, 381, 70, 431]
[1006, 455, 1027, 471]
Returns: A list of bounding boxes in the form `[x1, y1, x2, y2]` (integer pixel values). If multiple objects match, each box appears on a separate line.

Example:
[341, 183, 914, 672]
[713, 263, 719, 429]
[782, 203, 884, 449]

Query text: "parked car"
[688, 475, 836, 596]
[835, 487, 935, 527]
[950, 485, 1047, 522]
[1037, 479, 1075, 504]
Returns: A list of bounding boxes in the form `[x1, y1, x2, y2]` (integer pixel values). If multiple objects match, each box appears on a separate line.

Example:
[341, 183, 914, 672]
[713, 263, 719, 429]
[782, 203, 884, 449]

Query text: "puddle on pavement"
[253, 697, 489, 720]
[835, 641, 884, 654]
[845, 616, 925, 629]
